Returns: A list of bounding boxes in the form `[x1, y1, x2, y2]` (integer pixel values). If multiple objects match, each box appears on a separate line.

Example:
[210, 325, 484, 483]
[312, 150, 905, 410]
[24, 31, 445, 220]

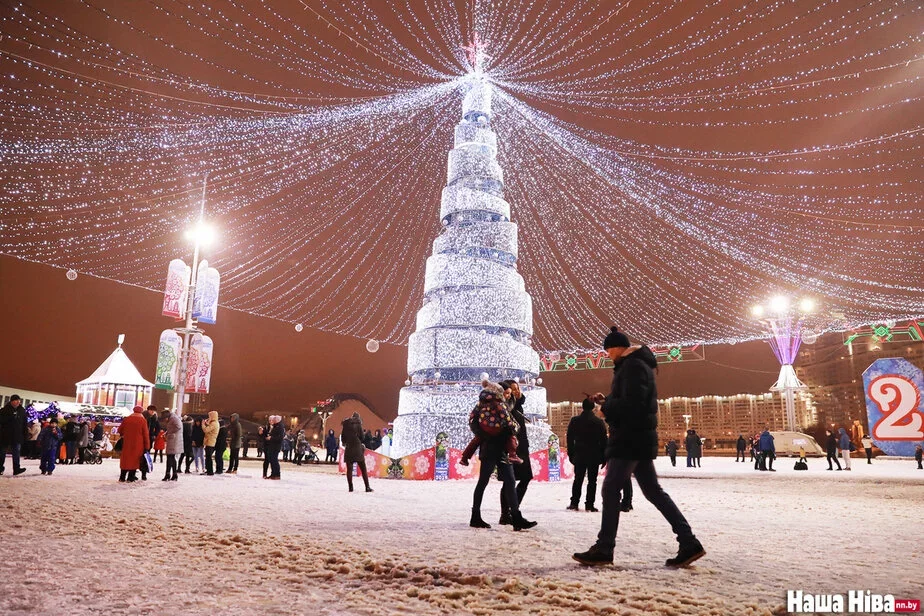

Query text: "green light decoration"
[844, 320, 923, 346]
[539, 343, 704, 372]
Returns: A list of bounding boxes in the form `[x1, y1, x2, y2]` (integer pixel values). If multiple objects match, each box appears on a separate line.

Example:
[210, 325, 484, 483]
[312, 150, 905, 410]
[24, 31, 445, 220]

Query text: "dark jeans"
[65, 441, 77, 462]
[346, 460, 370, 490]
[501, 475, 531, 514]
[215, 449, 225, 474]
[571, 463, 599, 507]
[229, 447, 240, 472]
[595, 458, 695, 552]
[686, 454, 693, 467]
[865, 448, 872, 463]
[326, 450, 337, 463]
[669, 454, 676, 467]
[0, 442, 22, 472]
[205, 446, 215, 474]
[826, 453, 841, 470]
[472, 458, 518, 516]
[265, 445, 280, 477]
[179, 451, 192, 472]
[736, 449, 746, 461]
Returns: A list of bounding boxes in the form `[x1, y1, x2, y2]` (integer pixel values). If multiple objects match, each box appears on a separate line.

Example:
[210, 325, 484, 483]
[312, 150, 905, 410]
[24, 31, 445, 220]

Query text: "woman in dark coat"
[469, 381, 536, 531]
[341, 413, 372, 492]
[264, 416, 284, 480]
[180, 416, 193, 473]
[498, 381, 535, 526]
[324, 429, 338, 463]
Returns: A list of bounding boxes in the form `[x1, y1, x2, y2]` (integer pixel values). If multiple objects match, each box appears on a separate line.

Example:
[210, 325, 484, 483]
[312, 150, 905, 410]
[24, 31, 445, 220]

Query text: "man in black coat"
[214, 421, 227, 475]
[0, 395, 28, 475]
[736, 434, 747, 462]
[574, 327, 704, 568]
[825, 429, 842, 471]
[567, 396, 607, 512]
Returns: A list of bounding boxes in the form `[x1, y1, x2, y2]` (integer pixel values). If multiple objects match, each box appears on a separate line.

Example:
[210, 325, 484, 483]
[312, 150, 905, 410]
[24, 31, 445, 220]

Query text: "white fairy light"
[0, 1, 920, 357]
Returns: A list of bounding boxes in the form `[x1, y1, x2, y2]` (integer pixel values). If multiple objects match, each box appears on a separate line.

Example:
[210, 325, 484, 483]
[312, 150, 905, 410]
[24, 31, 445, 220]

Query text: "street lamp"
[751, 294, 816, 432]
[172, 178, 217, 416]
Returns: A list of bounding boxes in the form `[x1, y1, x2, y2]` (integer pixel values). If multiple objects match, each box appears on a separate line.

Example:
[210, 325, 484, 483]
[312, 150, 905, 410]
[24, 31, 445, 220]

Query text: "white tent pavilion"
[76, 334, 153, 409]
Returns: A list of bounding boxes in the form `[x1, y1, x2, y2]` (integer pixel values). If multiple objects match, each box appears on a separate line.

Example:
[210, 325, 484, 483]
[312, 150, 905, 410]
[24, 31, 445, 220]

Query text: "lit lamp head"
[798, 298, 816, 313]
[769, 295, 789, 315]
[184, 222, 217, 247]
[750, 304, 765, 318]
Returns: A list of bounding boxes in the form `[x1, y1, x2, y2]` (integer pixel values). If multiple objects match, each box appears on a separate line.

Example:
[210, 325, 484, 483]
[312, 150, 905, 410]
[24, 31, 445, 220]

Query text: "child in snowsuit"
[461, 381, 522, 466]
[38, 420, 62, 476]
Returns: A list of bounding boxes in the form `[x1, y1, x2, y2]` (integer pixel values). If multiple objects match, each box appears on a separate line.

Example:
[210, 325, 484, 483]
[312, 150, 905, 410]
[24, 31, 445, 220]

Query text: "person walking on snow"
[736, 434, 747, 462]
[340, 412, 372, 492]
[861, 435, 873, 464]
[825, 429, 842, 471]
[838, 427, 853, 471]
[264, 415, 284, 480]
[119, 406, 150, 483]
[159, 410, 183, 481]
[0, 395, 28, 476]
[228, 413, 242, 474]
[915, 445, 922, 470]
[324, 429, 338, 463]
[567, 396, 607, 512]
[665, 439, 678, 467]
[202, 411, 219, 476]
[573, 327, 704, 568]
[38, 419, 62, 475]
[758, 427, 776, 471]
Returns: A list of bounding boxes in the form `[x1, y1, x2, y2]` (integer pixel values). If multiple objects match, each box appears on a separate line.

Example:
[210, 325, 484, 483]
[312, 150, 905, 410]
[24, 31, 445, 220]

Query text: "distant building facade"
[795, 332, 924, 432]
[549, 391, 816, 449]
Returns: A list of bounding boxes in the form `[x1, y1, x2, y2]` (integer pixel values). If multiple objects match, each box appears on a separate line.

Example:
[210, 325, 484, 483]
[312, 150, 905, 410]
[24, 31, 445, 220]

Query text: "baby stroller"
[81, 440, 104, 465]
[305, 444, 320, 463]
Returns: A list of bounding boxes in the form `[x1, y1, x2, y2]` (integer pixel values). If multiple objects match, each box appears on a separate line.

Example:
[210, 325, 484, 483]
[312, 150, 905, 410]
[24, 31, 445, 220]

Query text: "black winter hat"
[10, 394, 21, 402]
[602, 326, 631, 350]
[581, 397, 595, 412]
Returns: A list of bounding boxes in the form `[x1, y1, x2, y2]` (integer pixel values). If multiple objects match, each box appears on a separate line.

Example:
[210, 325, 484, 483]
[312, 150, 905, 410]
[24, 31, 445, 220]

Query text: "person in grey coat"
[159, 410, 183, 481]
[228, 413, 243, 474]
[341, 412, 372, 492]
[77, 419, 90, 464]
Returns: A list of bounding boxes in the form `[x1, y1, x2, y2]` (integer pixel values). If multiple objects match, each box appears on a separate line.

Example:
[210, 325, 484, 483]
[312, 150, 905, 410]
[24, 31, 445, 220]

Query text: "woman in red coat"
[119, 406, 150, 483]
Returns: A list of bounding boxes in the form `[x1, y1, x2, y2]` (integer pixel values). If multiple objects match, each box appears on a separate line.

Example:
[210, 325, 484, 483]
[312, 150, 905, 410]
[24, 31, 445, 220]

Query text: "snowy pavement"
[1, 456, 922, 615]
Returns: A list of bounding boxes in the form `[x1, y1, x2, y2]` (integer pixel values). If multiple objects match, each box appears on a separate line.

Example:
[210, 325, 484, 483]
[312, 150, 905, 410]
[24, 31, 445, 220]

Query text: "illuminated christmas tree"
[391, 39, 550, 457]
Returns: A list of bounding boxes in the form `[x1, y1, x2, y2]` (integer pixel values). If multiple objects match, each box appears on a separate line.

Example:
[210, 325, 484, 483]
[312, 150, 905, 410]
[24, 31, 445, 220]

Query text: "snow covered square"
[2, 456, 922, 615]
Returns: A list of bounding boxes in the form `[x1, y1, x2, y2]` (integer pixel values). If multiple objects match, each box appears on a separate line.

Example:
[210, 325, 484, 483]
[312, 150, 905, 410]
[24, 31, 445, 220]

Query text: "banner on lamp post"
[162, 259, 191, 320]
[193, 266, 220, 325]
[187, 334, 214, 394]
[154, 330, 182, 390]
[863, 357, 924, 457]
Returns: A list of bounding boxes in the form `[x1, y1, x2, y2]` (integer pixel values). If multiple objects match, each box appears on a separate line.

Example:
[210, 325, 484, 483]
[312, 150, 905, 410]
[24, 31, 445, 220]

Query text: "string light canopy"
[0, 1, 921, 353]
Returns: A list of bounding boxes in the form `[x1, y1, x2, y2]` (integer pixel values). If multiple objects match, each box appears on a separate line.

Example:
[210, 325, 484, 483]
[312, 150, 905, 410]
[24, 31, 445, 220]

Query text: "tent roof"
[76, 345, 154, 388]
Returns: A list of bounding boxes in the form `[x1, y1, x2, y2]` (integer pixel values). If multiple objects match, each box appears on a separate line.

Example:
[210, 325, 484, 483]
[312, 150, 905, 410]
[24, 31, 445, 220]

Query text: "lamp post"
[172, 177, 216, 416]
[751, 295, 815, 432]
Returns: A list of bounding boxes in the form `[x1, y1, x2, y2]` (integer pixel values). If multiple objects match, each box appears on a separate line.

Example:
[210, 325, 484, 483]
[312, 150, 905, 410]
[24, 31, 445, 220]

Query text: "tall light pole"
[172, 176, 215, 415]
[751, 295, 815, 432]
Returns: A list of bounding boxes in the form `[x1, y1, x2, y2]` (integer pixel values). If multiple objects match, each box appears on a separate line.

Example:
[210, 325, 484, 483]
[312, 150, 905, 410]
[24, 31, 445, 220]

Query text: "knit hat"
[603, 326, 631, 350]
[581, 397, 594, 412]
[10, 394, 21, 402]
[480, 379, 505, 398]
[132, 405, 144, 414]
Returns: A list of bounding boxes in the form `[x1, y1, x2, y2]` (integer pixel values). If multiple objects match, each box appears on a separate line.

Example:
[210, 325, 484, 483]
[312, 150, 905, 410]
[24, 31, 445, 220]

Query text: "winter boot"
[511, 512, 537, 531]
[470, 508, 491, 529]
[666, 539, 706, 568]
[498, 511, 513, 525]
[586, 504, 600, 512]
[572, 545, 613, 566]
[567, 502, 579, 511]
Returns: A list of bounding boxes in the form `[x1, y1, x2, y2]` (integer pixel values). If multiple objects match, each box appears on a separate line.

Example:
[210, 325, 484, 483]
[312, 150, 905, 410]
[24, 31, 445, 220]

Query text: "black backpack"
[794, 461, 808, 471]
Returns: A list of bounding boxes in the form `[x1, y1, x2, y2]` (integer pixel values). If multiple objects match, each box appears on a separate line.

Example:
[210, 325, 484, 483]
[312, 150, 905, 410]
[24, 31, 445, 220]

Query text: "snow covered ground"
[2, 456, 922, 615]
